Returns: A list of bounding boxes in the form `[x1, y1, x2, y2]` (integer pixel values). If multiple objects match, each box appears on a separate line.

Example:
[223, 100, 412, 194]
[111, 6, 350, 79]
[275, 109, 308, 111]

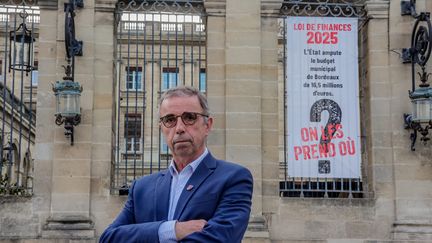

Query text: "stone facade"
[1, 0, 432, 242]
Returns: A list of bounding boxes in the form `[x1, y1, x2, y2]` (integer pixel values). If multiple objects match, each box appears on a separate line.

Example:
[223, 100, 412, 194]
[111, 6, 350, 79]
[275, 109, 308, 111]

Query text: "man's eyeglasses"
[160, 112, 208, 128]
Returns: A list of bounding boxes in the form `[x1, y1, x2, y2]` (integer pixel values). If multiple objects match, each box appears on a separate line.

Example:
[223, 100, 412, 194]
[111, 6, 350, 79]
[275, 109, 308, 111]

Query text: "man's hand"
[175, 219, 207, 240]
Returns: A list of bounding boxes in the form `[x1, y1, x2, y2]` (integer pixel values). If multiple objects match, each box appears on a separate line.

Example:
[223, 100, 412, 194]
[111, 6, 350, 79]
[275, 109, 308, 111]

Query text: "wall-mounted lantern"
[53, 69, 82, 145]
[53, 0, 83, 145]
[9, 10, 35, 74]
[401, 1, 432, 150]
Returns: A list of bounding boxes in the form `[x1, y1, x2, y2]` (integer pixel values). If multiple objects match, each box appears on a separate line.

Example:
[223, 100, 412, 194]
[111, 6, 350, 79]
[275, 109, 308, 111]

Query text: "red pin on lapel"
[186, 184, 194, 191]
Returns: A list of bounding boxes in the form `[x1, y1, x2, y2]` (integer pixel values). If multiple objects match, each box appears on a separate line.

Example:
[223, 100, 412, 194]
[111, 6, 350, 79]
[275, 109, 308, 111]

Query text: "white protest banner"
[286, 16, 361, 178]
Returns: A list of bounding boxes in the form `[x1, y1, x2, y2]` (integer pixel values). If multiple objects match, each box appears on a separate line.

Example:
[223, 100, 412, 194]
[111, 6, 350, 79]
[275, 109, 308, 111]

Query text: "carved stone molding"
[42, 215, 95, 239]
[96, 0, 117, 12]
[262, 0, 284, 16]
[365, 0, 390, 19]
[204, 0, 226, 16]
[393, 221, 432, 241]
[37, 0, 58, 10]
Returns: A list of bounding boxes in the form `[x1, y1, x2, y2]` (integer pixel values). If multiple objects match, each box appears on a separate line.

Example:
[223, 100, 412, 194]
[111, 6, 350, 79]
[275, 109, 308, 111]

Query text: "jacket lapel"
[173, 153, 217, 219]
[154, 170, 172, 221]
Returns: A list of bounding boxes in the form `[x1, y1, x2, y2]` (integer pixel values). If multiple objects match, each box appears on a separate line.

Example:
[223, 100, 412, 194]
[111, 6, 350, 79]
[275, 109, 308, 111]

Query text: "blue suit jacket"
[100, 153, 253, 243]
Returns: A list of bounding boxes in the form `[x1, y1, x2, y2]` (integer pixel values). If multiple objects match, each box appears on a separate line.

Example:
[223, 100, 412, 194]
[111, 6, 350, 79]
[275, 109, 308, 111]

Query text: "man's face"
[159, 95, 213, 163]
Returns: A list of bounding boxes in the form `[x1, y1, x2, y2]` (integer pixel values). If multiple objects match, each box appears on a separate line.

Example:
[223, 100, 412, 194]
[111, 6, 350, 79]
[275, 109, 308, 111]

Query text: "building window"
[161, 23, 183, 32]
[160, 131, 169, 154]
[0, 14, 8, 22]
[31, 70, 38, 86]
[121, 12, 145, 31]
[126, 66, 142, 91]
[31, 61, 38, 86]
[124, 22, 145, 31]
[195, 24, 205, 32]
[124, 113, 142, 153]
[162, 67, 179, 90]
[199, 68, 206, 92]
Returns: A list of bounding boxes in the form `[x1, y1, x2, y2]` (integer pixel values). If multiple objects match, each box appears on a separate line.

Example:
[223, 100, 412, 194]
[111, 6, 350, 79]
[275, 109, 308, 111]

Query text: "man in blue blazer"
[100, 86, 253, 243]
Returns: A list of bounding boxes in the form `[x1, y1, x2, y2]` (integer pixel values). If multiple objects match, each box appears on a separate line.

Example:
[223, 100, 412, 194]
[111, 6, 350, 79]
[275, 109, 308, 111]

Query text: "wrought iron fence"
[278, 0, 369, 198]
[112, 0, 206, 194]
[0, 0, 38, 196]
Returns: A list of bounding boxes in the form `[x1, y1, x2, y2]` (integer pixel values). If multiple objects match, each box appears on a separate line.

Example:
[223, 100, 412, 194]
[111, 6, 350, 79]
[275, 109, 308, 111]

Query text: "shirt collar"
[168, 148, 208, 175]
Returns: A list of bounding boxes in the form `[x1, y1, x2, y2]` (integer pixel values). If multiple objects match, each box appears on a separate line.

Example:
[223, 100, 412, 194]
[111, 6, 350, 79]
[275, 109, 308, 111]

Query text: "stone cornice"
[365, 0, 390, 19]
[37, 0, 58, 10]
[95, 0, 117, 12]
[204, 0, 226, 16]
[261, 0, 283, 16]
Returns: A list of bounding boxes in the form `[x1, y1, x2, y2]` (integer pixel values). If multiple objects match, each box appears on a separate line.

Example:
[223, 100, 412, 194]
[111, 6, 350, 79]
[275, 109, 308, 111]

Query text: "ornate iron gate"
[0, 0, 38, 196]
[113, 0, 206, 194]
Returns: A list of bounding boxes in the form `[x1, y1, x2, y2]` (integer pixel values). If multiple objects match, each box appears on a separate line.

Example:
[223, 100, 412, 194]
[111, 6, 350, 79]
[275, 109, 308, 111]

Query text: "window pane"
[136, 72, 142, 90]
[124, 114, 141, 138]
[126, 68, 142, 90]
[160, 133, 169, 153]
[162, 68, 179, 90]
[31, 70, 38, 86]
[199, 68, 206, 92]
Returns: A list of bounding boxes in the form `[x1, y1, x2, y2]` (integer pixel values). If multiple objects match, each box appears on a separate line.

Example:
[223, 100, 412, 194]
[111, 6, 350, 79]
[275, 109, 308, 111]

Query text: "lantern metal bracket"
[404, 114, 432, 151]
[401, 8, 432, 150]
[401, 0, 417, 17]
[55, 114, 81, 146]
[64, 0, 83, 60]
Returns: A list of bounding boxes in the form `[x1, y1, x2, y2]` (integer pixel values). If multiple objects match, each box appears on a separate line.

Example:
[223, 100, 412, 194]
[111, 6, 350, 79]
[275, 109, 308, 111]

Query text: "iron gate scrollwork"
[281, 0, 367, 18]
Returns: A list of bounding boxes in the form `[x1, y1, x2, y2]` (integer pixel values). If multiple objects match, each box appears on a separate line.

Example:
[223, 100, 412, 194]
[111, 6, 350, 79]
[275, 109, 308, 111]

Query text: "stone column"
[90, 0, 118, 237]
[35, 0, 117, 239]
[259, 0, 283, 236]
[205, 0, 227, 159]
[225, 0, 261, 214]
[32, 0, 59, 237]
[224, 0, 270, 239]
[205, 0, 270, 239]
[364, 0, 396, 239]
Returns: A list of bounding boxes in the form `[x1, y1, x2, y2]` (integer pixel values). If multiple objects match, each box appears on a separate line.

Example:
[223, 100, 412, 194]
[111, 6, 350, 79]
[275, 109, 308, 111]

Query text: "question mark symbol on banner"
[310, 98, 342, 150]
[310, 99, 342, 174]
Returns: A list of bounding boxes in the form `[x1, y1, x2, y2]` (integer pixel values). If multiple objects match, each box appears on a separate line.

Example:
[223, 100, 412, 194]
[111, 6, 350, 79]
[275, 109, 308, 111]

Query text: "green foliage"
[0, 174, 25, 196]
[0, 174, 6, 194]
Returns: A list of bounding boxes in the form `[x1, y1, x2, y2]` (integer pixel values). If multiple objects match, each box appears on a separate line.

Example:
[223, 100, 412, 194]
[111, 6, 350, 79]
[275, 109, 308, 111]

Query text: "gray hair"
[158, 86, 210, 116]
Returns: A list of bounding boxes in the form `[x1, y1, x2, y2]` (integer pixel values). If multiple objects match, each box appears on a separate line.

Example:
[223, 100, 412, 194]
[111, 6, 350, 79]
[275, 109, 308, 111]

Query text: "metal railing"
[112, 0, 206, 194]
[0, 1, 37, 196]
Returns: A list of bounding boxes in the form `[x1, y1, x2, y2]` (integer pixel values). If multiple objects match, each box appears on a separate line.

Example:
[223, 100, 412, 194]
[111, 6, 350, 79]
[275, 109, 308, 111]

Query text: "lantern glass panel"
[11, 34, 33, 70]
[58, 93, 80, 117]
[412, 98, 432, 123]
